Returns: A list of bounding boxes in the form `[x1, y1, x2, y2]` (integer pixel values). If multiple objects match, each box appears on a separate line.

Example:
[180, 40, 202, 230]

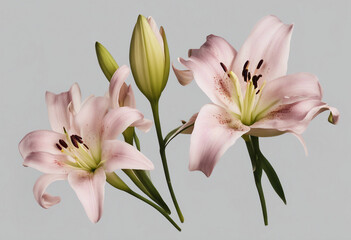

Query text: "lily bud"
[95, 42, 119, 81]
[129, 15, 170, 102]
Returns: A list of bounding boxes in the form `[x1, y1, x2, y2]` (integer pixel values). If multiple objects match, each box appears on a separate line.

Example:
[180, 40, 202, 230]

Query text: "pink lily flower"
[174, 15, 339, 177]
[19, 83, 154, 223]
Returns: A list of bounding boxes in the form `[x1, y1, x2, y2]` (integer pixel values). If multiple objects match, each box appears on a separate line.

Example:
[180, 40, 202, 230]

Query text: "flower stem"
[106, 172, 181, 231]
[150, 100, 184, 223]
[244, 136, 268, 225]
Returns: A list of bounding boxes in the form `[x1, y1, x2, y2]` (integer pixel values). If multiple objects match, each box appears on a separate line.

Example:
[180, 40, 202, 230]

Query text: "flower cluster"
[19, 14, 339, 228]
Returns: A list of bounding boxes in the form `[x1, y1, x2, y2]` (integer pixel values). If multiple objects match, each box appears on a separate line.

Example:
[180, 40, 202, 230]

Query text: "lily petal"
[109, 65, 130, 108]
[102, 140, 154, 172]
[254, 73, 322, 119]
[190, 104, 250, 177]
[19, 130, 64, 159]
[102, 107, 150, 140]
[23, 152, 69, 174]
[172, 63, 194, 86]
[68, 168, 106, 223]
[233, 15, 293, 84]
[33, 174, 67, 209]
[250, 99, 340, 137]
[121, 84, 136, 108]
[46, 83, 81, 133]
[179, 35, 239, 112]
[147, 16, 164, 51]
[75, 96, 109, 160]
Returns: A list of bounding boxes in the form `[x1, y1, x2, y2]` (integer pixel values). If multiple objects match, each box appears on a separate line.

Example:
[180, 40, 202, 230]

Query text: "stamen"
[248, 72, 251, 81]
[220, 62, 228, 72]
[72, 135, 83, 144]
[56, 143, 62, 150]
[256, 59, 264, 69]
[59, 139, 68, 148]
[243, 60, 249, 70]
[256, 89, 260, 94]
[242, 69, 248, 82]
[252, 75, 262, 89]
[83, 144, 89, 150]
[70, 136, 79, 148]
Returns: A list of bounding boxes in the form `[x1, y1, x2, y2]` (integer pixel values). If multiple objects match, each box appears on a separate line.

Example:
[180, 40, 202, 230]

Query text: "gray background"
[1, 0, 350, 239]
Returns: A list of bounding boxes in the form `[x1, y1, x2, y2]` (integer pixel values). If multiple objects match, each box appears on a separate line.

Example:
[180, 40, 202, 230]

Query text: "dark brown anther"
[72, 135, 83, 144]
[220, 62, 228, 72]
[56, 143, 62, 150]
[70, 136, 79, 148]
[248, 72, 251, 81]
[59, 139, 68, 148]
[256, 59, 264, 69]
[242, 69, 248, 82]
[256, 89, 261, 94]
[243, 60, 249, 70]
[83, 144, 89, 150]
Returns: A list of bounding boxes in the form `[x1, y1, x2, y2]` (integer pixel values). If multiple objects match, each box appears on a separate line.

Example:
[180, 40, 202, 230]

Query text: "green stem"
[150, 100, 184, 223]
[106, 172, 181, 231]
[244, 136, 268, 225]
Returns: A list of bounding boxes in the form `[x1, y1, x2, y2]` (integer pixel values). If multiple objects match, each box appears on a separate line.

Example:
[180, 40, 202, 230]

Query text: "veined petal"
[46, 83, 81, 133]
[121, 84, 136, 108]
[172, 63, 194, 86]
[253, 73, 322, 119]
[190, 104, 250, 177]
[33, 174, 67, 209]
[102, 140, 154, 172]
[102, 107, 149, 140]
[23, 152, 69, 174]
[147, 16, 164, 50]
[233, 15, 293, 84]
[68, 168, 106, 223]
[179, 35, 239, 112]
[19, 130, 64, 159]
[109, 65, 130, 108]
[131, 118, 153, 132]
[250, 99, 339, 137]
[75, 96, 109, 161]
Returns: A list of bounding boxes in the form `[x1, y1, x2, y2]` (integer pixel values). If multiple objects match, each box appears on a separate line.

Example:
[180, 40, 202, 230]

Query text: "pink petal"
[75, 96, 109, 160]
[254, 73, 322, 118]
[33, 174, 67, 209]
[179, 35, 239, 112]
[19, 130, 64, 159]
[233, 15, 293, 84]
[102, 107, 150, 140]
[131, 118, 153, 132]
[68, 168, 106, 223]
[23, 152, 69, 174]
[102, 140, 154, 172]
[250, 99, 340, 137]
[147, 16, 164, 50]
[190, 104, 250, 177]
[121, 84, 136, 108]
[172, 63, 194, 86]
[109, 65, 130, 108]
[46, 83, 81, 133]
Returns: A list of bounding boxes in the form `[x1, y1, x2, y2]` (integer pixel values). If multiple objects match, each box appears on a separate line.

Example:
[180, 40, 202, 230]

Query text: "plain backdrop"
[1, 0, 350, 239]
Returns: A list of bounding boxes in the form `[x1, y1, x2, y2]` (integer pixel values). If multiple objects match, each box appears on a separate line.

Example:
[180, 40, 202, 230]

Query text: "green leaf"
[164, 123, 194, 147]
[95, 41, 119, 81]
[260, 153, 287, 205]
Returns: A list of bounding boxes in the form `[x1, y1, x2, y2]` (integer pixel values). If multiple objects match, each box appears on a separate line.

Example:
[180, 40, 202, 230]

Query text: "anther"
[83, 144, 89, 150]
[72, 135, 83, 144]
[59, 139, 68, 148]
[248, 72, 251, 81]
[256, 59, 264, 69]
[243, 60, 249, 70]
[256, 89, 260, 94]
[70, 136, 79, 148]
[220, 62, 228, 72]
[56, 143, 62, 150]
[242, 69, 248, 82]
